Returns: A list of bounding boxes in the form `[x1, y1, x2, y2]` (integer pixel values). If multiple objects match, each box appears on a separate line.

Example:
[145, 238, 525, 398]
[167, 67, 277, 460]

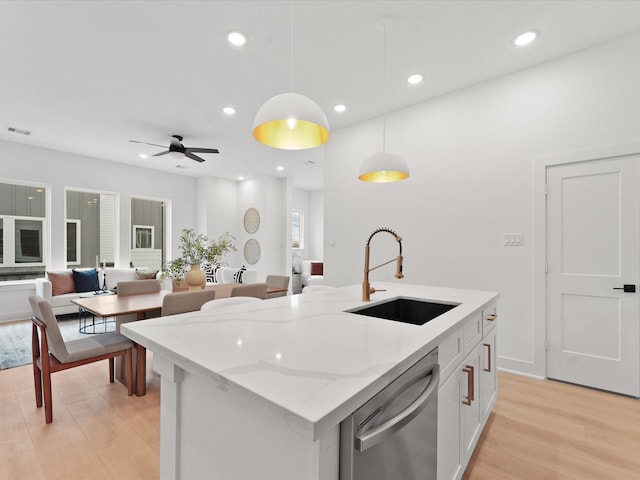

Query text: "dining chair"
[230, 282, 268, 299]
[201, 296, 262, 311]
[162, 289, 217, 316]
[29, 295, 133, 424]
[265, 275, 290, 298]
[116, 279, 161, 296]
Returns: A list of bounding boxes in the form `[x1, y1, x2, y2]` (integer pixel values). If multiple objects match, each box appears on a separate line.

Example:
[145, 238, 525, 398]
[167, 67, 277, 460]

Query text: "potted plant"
[163, 229, 236, 290]
[160, 257, 189, 291]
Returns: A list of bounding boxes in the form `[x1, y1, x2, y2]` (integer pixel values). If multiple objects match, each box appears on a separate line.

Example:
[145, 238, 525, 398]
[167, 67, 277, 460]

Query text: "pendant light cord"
[382, 22, 387, 153]
[290, 0, 294, 92]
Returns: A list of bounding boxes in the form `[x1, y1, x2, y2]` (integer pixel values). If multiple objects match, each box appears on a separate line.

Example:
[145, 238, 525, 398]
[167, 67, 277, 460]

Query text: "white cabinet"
[460, 342, 482, 462]
[437, 368, 463, 480]
[481, 327, 497, 421]
[437, 302, 498, 480]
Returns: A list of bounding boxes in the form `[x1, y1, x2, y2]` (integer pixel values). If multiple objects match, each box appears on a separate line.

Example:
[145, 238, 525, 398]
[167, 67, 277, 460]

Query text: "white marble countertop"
[121, 283, 498, 440]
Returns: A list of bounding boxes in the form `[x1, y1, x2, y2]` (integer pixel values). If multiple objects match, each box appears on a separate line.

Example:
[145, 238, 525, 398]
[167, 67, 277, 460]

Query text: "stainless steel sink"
[346, 297, 459, 326]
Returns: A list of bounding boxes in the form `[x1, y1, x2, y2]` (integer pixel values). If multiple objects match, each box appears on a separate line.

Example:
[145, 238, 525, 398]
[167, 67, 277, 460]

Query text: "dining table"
[71, 284, 238, 395]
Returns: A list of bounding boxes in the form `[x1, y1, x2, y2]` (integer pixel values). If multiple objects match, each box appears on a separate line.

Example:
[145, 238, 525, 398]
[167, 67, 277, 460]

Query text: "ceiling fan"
[129, 135, 219, 163]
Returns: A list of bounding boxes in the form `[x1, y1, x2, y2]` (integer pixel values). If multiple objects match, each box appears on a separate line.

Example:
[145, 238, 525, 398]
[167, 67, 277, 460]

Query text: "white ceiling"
[2, 1, 640, 190]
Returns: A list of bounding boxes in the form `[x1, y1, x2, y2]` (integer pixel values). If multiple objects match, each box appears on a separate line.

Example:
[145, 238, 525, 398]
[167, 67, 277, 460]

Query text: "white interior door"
[546, 156, 640, 397]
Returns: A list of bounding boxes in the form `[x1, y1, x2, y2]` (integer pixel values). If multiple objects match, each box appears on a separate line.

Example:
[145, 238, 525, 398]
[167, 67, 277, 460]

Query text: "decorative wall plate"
[243, 208, 260, 234]
[243, 238, 261, 265]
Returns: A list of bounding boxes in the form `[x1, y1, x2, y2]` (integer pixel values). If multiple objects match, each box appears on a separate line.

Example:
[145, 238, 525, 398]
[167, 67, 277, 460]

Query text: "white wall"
[236, 177, 287, 281]
[197, 176, 241, 266]
[324, 32, 640, 378]
[308, 190, 324, 261]
[0, 140, 197, 322]
[291, 188, 324, 266]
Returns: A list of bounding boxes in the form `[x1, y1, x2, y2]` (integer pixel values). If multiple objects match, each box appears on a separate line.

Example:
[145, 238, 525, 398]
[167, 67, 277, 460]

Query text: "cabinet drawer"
[482, 302, 498, 336]
[438, 325, 463, 384]
[463, 311, 482, 357]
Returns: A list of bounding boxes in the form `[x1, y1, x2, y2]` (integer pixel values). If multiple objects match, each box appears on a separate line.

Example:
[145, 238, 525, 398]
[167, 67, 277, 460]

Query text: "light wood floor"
[1, 359, 639, 479]
[463, 372, 640, 480]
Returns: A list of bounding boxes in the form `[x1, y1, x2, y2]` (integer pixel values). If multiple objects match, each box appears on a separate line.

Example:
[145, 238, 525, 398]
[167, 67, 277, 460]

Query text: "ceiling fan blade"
[186, 147, 219, 154]
[152, 150, 171, 157]
[184, 151, 205, 163]
[129, 140, 166, 148]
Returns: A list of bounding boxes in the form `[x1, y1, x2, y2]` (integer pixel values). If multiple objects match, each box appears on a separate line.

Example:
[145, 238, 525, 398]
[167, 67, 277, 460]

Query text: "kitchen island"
[121, 283, 499, 480]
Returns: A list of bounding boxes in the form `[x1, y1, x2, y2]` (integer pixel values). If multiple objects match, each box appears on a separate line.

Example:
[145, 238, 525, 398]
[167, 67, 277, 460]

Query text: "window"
[15, 219, 42, 262]
[66, 189, 117, 269]
[130, 197, 166, 271]
[133, 225, 154, 249]
[0, 181, 47, 280]
[66, 220, 81, 265]
[292, 209, 304, 249]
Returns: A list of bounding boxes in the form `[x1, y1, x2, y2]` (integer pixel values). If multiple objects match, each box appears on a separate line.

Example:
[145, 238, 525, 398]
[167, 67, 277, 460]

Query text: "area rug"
[0, 315, 115, 370]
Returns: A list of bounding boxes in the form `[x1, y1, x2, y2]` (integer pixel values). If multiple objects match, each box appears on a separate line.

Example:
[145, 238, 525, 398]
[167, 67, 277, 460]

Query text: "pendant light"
[359, 17, 409, 183]
[253, 1, 329, 150]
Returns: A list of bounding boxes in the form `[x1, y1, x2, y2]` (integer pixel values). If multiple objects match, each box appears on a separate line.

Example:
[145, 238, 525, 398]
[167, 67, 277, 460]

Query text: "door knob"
[613, 284, 636, 293]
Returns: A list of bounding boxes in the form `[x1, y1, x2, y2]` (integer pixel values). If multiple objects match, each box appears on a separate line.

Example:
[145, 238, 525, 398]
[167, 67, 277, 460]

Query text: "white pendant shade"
[358, 152, 410, 183]
[253, 92, 330, 150]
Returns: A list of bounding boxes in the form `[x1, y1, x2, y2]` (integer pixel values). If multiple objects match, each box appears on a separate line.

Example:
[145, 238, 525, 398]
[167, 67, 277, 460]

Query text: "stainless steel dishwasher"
[340, 348, 439, 480]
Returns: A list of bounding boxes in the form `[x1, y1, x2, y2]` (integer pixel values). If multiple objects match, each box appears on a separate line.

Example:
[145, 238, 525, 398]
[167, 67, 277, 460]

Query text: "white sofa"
[213, 266, 258, 285]
[35, 268, 146, 316]
[301, 260, 324, 287]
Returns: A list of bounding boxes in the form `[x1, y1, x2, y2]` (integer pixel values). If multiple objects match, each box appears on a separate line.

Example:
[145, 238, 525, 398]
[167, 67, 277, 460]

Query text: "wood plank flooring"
[463, 373, 640, 480]
[1, 355, 638, 479]
[0, 351, 160, 480]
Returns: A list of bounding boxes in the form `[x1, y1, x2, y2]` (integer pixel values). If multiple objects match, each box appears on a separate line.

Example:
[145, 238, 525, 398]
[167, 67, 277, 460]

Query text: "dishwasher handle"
[354, 363, 440, 452]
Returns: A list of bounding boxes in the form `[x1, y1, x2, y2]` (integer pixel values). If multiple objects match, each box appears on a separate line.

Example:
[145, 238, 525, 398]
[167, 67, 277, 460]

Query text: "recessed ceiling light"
[139, 153, 148, 159]
[514, 31, 537, 47]
[334, 104, 346, 113]
[223, 106, 236, 115]
[407, 73, 423, 85]
[237, 176, 245, 181]
[227, 31, 246, 47]
[277, 166, 284, 171]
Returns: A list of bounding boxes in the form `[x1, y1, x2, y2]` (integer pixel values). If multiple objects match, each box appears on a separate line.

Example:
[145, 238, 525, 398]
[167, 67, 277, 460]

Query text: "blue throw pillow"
[72, 268, 100, 293]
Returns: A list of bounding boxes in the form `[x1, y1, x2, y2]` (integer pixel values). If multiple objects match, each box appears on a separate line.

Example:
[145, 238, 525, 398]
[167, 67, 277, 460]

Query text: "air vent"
[8, 127, 31, 136]
[303, 160, 316, 165]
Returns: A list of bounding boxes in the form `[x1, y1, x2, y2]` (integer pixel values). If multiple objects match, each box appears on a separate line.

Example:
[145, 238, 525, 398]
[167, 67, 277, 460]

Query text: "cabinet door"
[461, 343, 482, 463]
[437, 370, 463, 480]
[481, 329, 497, 422]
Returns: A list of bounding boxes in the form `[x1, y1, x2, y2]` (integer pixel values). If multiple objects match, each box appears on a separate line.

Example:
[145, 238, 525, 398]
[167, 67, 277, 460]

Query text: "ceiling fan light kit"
[129, 135, 219, 163]
[252, 92, 330, 150]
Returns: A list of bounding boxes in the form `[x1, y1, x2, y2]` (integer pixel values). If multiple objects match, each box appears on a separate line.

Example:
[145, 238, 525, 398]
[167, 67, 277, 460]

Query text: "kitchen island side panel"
[155, 353, 340, 480]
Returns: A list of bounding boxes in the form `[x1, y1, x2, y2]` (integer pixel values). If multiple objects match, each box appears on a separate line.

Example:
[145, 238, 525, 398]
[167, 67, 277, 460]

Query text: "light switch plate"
[503, 233, 523, 246]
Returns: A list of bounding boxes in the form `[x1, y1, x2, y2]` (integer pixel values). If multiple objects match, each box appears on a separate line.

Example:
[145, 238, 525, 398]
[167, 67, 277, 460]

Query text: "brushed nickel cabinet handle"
[487, 313, 497, 321]
[483, 343, 492, 372]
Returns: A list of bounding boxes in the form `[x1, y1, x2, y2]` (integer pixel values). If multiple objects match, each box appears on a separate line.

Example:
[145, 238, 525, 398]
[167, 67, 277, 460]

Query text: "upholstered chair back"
[230, 283, 268, 299]
[162, 289, 217, 316]
[265, 275, 290, 290]
[29, 295, 69, 362]
[117, 279, 161, 296]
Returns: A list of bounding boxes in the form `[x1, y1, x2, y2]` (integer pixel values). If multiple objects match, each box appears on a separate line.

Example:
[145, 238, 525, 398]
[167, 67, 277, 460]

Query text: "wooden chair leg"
[109, 357, 115, 383]
[31, 324, 43, 408]
[33, 363, 43, 408]
[125, 349, 133, 396]
[42, 359, 53, 424]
